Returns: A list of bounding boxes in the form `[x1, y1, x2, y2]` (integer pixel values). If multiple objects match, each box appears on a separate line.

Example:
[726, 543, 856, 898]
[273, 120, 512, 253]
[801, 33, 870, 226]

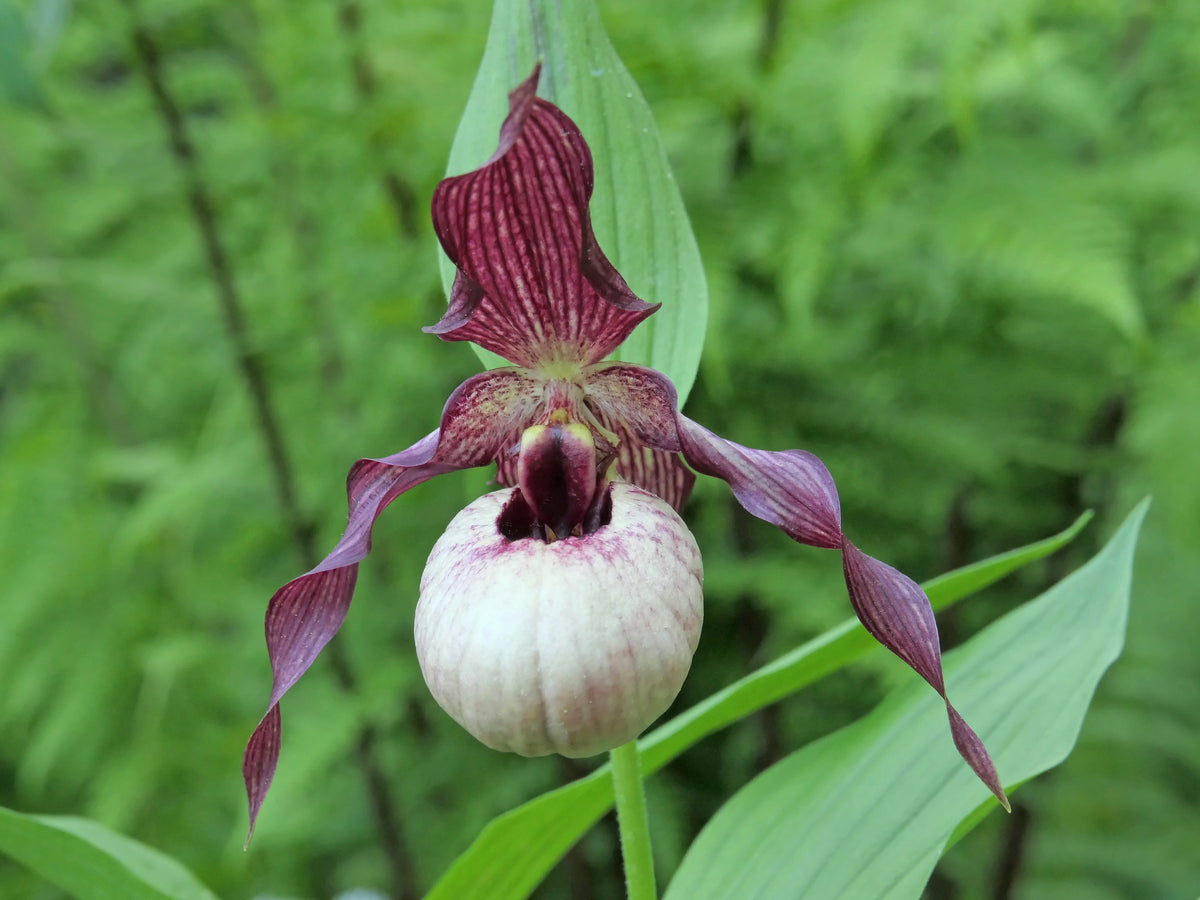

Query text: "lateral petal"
[675, 416, 843, 549]
[842, 539, 1010, 810]
[426, 66, 658, 367]
[596, 410, 696, 512]
[243, 369, 541, 838]
[583, 362, 694, 510]
[671, 412, 1007, 808]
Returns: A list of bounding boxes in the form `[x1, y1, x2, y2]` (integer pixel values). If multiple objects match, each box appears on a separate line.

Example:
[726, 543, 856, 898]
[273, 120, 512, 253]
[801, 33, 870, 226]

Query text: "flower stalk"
[611, 741, 657, 900]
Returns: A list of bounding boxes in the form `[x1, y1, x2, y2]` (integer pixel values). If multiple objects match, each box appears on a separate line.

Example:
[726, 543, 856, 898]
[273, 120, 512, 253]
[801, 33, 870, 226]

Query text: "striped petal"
[675, 417, 843, 549]
[243, 369, 541, 839]
[594, 410, 696, 512]
[842, 539, 1010, 810]
[584, 362, 694, 510]
[426, 65, 658, 367]
[672, 414, 1009, 809]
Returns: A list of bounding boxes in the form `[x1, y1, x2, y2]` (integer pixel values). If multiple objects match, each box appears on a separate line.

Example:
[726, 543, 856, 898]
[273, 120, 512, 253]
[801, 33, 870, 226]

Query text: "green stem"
[611, 740, 657, 900]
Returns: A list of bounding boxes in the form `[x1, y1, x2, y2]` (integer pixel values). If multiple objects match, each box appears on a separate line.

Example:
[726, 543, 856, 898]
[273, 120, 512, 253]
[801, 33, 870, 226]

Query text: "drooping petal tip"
[841, 537, 1009, 809]
[947, 705, 1011, 811]
[241, 370, 542, 834]
[242, 704, 281, 846]
[663, 412, 1007, 806]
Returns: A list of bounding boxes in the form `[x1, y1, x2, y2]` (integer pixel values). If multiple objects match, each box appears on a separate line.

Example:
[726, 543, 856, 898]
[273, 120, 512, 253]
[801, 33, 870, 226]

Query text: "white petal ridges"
[416, 483, 704, 757]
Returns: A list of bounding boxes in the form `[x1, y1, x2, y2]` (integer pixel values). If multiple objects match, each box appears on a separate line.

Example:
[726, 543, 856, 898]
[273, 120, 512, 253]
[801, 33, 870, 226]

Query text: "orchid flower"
[242, 66, 1009, 834]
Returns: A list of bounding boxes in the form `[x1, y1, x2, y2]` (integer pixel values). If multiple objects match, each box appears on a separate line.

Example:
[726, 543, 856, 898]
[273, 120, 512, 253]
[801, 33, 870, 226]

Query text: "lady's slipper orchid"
[242, 66, 1009, 833]
[417, 481, 703, 759]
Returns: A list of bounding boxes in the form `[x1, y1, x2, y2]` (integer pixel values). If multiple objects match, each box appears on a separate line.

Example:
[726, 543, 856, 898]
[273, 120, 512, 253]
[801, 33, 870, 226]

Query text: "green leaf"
[29, 0, 72, 65]
[0, 807, 220, 900]
[438, 0, 708, 404]
[663, 500, 1147, 900]
[423, 511, 1093, 900]
[0, 0, 43, 109]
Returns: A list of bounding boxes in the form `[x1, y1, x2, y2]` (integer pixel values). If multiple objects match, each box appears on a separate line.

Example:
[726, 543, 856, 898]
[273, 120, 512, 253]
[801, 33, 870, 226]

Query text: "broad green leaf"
[640, 509, 1094, 773]
[664, 500, 1147, 900]
[438, 0, 708, 404]
[0, 807, 220, 900]
[423, 511, 1092, 900]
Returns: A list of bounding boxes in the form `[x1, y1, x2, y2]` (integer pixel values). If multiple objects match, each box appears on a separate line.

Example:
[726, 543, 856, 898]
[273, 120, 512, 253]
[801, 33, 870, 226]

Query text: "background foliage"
[1, 0, 1196, 898]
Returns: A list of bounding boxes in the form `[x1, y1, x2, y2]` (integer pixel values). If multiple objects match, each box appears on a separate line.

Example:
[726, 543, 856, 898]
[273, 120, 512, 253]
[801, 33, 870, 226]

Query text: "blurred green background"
[1, 0, 1198, 898]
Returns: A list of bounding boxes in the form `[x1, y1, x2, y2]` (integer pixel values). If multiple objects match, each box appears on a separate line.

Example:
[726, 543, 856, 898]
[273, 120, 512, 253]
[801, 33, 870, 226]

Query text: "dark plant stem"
[757, 0, 787, 68]
[730, 0, 788, 175]
[1170, 253, 1200, 307]
[735, 592, 784, 772]
[223, 10, 346, 384]
[120, 6, 417, 897]
[924, 866, 960, 900]
[121, 4, 312, 561]
[935, 486, 975, 649]
[729, 502, 784, 774]
[991, 802, 1031, 900]
[335, 0, 420, 240]
[1049, 392, 1127, 581]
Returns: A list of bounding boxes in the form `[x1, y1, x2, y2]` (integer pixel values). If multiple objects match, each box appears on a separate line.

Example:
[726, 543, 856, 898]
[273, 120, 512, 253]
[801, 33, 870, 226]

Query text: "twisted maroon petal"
[842, 540, 1010, 810]
[669, 413, 1008, 809]
[676, 416, 843, 549]
[242, 369, 542, 840]
[426, 65, 658, 367]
